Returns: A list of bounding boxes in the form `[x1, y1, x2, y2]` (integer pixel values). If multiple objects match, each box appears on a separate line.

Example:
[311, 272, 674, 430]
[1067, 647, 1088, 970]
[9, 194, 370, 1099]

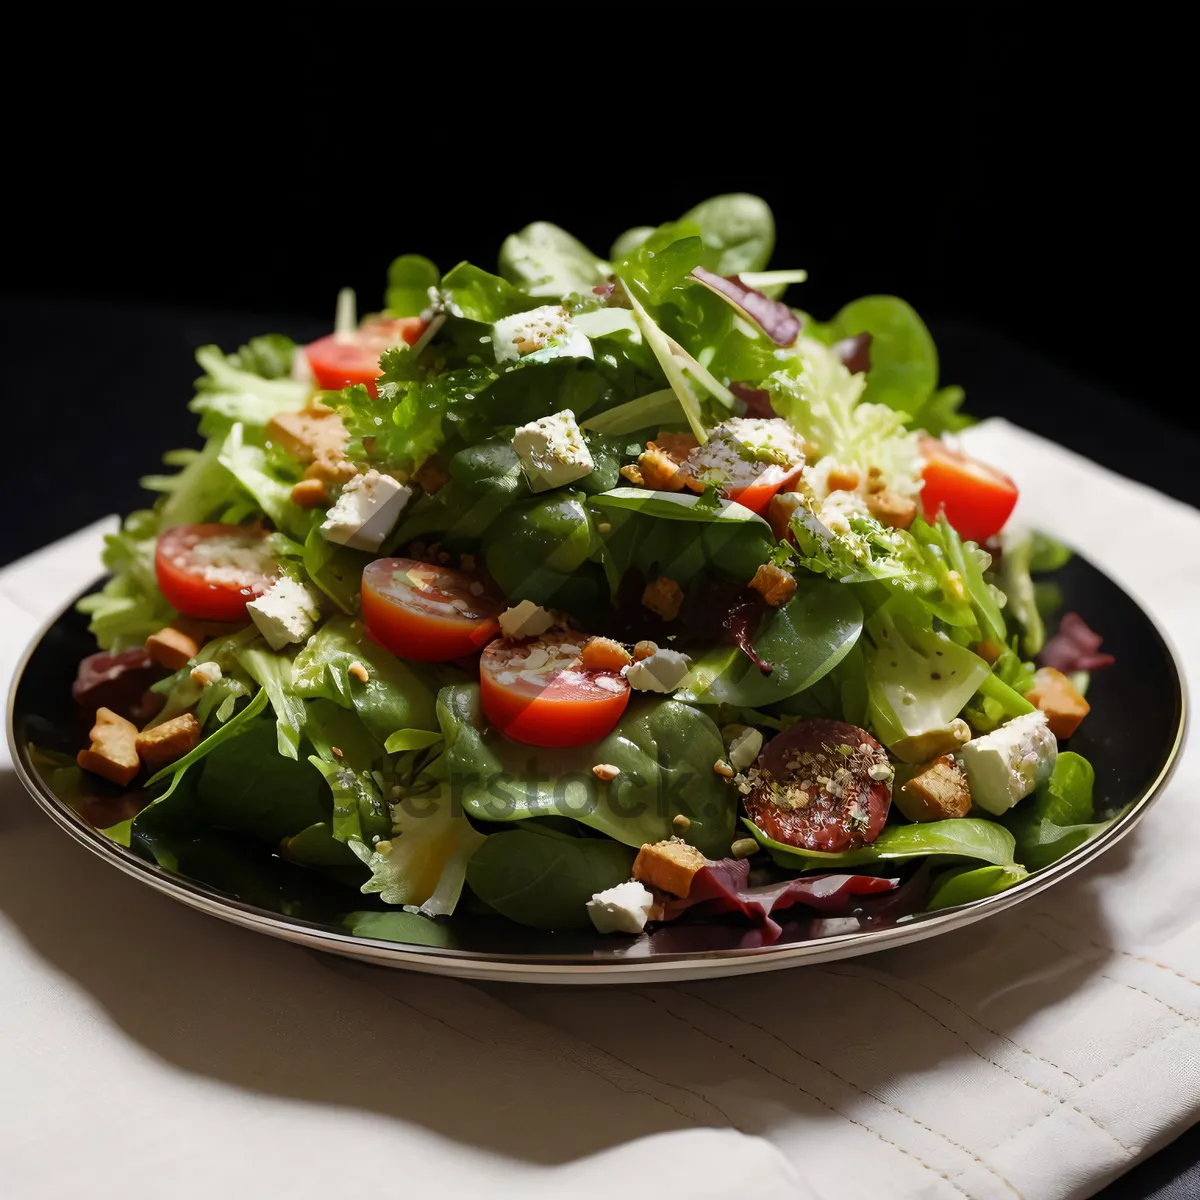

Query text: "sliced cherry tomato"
[479, 634, 630, 748]
[155, 524, 277, 622]
[744, 718, 892, 854]
[919, 436, 1018, 544]
[725, 463, 804, 515]
[306, 316, 426, 397]
[362, 558, 503, 662]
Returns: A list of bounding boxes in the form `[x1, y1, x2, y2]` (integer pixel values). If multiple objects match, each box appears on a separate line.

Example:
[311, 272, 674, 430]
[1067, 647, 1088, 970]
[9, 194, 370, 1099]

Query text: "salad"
[68, 194, 1118, 942]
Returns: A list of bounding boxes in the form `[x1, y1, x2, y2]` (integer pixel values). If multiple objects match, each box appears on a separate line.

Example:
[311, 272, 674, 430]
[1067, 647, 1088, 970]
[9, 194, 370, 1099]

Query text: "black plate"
[5, 555, 1187, 983]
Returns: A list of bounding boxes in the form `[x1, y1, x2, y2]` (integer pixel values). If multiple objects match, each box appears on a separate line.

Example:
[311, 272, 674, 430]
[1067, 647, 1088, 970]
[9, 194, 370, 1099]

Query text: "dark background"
[1, 8, 1197, 1194]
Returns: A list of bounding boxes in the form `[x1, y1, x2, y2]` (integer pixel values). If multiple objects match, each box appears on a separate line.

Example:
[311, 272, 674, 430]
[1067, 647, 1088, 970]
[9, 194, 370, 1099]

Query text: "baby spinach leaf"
[680, 580, 863, 707]
[681, 193, 776, 277]
[440, 262, 531, 322]
[304, 524, 370, 615]
[498, 222, 610, 298]
[386, 255, 440, 317]
[440, 684, 737, 857]
[195, 716, 329, 844]
[826, 295, 938, 416]
[925, 863, 1029, 911]
[292, 615, 438, 743]
[281, 821, 363, 867]
[384, 729, 444, 753]
[344, 910, 458, 947]
[1003, 751, 1114, 870]
[466, 827, 635, 929]
[746, 816, 1017, 872]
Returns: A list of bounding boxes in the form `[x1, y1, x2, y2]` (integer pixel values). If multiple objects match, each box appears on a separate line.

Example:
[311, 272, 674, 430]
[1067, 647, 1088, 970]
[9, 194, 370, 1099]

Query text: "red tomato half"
[306, 316, 426, 397]
[725, 463, 804, 515]
[920, 437, 1018, 544]
[744, 718, 892, 854]
[155, 524, 277, 621]
[479, 634, 630, 748]
[362, 558, 503, 662]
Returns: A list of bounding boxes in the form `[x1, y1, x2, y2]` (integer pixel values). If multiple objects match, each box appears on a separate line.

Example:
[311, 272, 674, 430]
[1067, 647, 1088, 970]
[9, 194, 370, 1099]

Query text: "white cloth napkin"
[1, 419, 1196, 1200]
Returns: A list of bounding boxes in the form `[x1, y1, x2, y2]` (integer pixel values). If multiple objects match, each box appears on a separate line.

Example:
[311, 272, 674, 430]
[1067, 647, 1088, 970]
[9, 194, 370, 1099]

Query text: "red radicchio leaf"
[725, 596, 773, 674]
[691, 266, 802, 347]
[833, 332, 873, 375]
[729, 381, 777, 418]
[592, 283, 616, 297]
[72, 648, 166, 724]
[1040, 611, 1116, 673]
[655, 858, 898, 943]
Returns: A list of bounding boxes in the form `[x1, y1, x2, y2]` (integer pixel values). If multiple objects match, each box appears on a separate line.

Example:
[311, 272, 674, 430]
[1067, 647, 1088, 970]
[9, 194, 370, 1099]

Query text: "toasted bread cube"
[642, 576, 684, 621]
[973, 638, 1004, 664]
[826, 464, 861, 493]
[766, 490, 806, 541]
[619, 464, 645, 486]
[638, 444, 691, 492]
[291, 478, 328, 508]
[580, 636, 632, 672]
[136, 713, 203, 768]
[145, 626, 199, 671]
[633, 840, 708, 898]
[866, 487, 918, 530]
[413, 458, 450, 495]
[749, 562, 798, 607]
[77, 707, 141, 786]
[654, 431, 699, 463]
[895, 754, 972, 822]
[1025, 666, 1090, 739]
[267, 402, 347, 464]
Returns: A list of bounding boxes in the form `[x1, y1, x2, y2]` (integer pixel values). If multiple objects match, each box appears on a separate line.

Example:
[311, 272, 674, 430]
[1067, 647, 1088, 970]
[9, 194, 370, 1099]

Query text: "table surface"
[1, 294, 1196, 1198]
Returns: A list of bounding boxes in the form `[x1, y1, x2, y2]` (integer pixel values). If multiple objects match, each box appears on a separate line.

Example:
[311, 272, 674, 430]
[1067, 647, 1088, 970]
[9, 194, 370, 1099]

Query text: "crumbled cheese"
[586, 880, 655, 935]
[686, 418, 806, 494]
[246, 576, 322, 651]
[320, 470, 411, 552]
[624, 648, 692, 693]
[492, 306, 593, 365]
[956, 711, 1058, 815]
[497, 599, 555, 639]
[511, 409, 594, 492]
[190, 661, 223, 687]
[727, 726, 764, 772]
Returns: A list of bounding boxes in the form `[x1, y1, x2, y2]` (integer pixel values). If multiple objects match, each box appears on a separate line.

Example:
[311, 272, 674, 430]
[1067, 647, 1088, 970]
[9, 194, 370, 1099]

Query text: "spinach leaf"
[679, 579, 863, 707]
[498, 222, 610, 298]
[747, 816, 1017, 871]
[195, 716, 329, 844]
[282, 821, 362, 867]
[1002, 751, 1114, 871]
[292, 615, 438, 743]
[344, 910, 458, 947]
[440, 262, 531, 322]
[440, 684, 737, 857]
[303, 523, 370, 615]
[386, 255, 440, 317]
[925, 863, 1029, 911]
[680, 194, 776, 277]
[825, 295, 938, 416]
[466, 827, 635, 929]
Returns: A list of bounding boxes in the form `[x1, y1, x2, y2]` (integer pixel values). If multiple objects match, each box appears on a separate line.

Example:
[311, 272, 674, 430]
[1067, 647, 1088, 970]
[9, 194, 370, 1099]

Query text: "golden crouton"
[766, 490, 806, 541]
[889, 719, 971, 764]
[749, 562, 798, 607]
[290, 478, 328, 508]
[641, 577, 684, 621]
[267, 402, 347, 464]
[145, 626, 199, 671]
[135, 714, 203, 769]
[580, 636, 632, 672]
[619, 464, 645, 486]
[973, 638, 1004, 664]
[633, 840, 708, 898]
[894, 755, 972, 822]
[413, 458, 450, 495]
[77, 707, 141, 786]
[638, 444, 691, 492]
[866, 487, 918, 530]
[654, 431, 699, 463]
[865, 465, 887, 494]
[826, 464, 861, 493]
[1025, 667, 1090, 739]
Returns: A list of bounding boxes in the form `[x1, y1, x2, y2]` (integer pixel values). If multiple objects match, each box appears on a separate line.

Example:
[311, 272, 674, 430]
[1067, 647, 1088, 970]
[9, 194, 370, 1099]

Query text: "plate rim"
[5, 562, 1189, 984]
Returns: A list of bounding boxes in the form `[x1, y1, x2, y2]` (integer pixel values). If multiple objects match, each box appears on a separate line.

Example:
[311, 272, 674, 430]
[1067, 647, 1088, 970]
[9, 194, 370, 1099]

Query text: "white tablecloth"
[2, 419, 1196, 1200]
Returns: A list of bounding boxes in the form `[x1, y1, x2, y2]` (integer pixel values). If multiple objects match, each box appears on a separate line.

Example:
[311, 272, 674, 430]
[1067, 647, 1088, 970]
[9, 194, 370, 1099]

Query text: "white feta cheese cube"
[247, 576, 322, 651]
[625, 648, 692, 693]
[497, 599, 555, 639]
[957, 710, 1058, 815]
[586, 880, 655, 935]
[190, 661, 223, 687]
[511, 409, 594, 492]
[320, 469, 411, 552]
[492, 306, 593, 365]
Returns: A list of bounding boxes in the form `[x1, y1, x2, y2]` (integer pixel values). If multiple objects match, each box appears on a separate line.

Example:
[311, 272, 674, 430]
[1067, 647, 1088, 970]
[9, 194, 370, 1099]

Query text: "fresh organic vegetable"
[72, 194, 1099, 943]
